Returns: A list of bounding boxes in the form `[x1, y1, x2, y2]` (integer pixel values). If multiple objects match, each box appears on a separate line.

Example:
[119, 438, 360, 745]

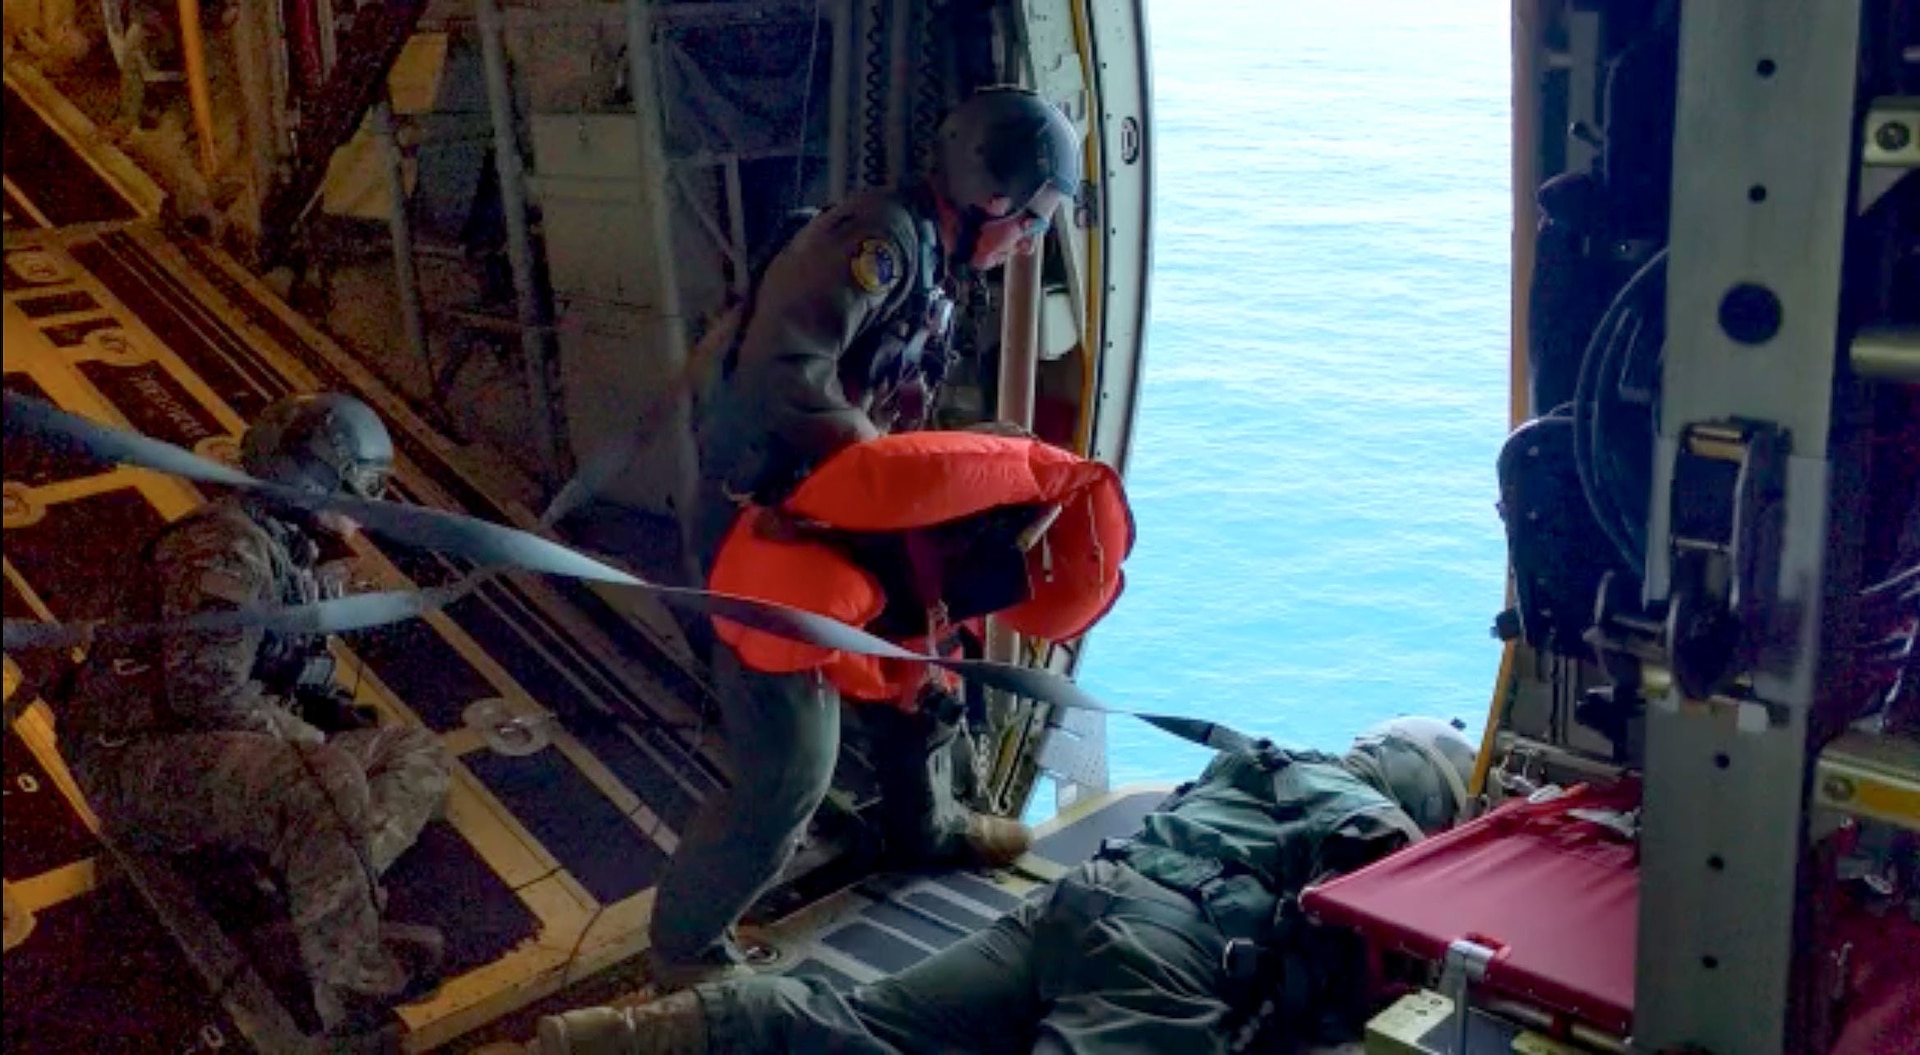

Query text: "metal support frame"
[1563, 8, 1603, 174]
[669, 164, 743, 273]
[625, 0, 702, 569]
[623, 0, 690, 340]
[997, 249, 1043, 431]
[475, 0, 562, 484]
[991, 0, 1149, 817]
[1634, 2, 1867, 1052]
[984, 239, 1044, 672]
[722, 158, 750, 299]
[230, 0, 281, 236]
[1441, 939, 1497, 1055]
[828, 0, 853, 198]
[375, 99, 430, 378]
[173, 0, 219, 174]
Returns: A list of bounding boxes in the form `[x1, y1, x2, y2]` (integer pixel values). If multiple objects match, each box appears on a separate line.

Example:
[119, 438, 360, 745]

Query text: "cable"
[909, 0, 948, 180]
[1864, 565, 1919, 599]
[1590, 250, 1665, 570]
[1570, 312, 1636, 573]
[1591, 306, 1654, 552]
[858, 0, 888, 188]
[1572, 248, 1667, 575]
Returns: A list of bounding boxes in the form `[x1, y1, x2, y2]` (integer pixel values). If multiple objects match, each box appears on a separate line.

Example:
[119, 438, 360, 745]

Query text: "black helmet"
[931, 86, 1082, 213]
[928, 87, 1081, 269]
[240, 393, 394, 498]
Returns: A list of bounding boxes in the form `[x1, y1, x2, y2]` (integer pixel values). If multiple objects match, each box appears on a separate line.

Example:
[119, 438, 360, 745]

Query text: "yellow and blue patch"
[850, 238, 900, 295]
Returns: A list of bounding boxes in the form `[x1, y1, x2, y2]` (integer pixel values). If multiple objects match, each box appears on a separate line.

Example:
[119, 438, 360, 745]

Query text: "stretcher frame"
[1301, 782, 1641, 1044]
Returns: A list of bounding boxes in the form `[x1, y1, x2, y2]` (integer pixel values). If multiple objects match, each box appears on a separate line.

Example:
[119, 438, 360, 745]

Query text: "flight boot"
[962, 811, 1033, 868]
[890, 810, 1033, 872]
[534, 989, 709, 1055]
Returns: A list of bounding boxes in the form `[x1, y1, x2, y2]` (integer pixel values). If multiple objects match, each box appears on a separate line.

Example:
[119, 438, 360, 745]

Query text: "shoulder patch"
[850, 238, 901, 296]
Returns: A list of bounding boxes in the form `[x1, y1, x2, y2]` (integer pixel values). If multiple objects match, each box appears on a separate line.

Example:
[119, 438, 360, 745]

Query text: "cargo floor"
[2, 61, 1148, 1053]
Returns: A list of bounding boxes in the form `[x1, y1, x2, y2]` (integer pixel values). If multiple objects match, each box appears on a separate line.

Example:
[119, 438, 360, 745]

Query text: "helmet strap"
[938, 210, 985, 279]
[1385, 732, 1471, 826]
[923, 182, 985, 277]
[1346, 733, 1471, 832]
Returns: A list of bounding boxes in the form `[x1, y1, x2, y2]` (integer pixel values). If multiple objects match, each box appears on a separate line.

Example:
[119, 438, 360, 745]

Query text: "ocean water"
[1080, 0, 1515, 792]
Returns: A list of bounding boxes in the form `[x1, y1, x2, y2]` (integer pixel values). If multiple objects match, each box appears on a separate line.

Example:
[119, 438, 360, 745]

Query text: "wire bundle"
[1571, 248, 1668, 578]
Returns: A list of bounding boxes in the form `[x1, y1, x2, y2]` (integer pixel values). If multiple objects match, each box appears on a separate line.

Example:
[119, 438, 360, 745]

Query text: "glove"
[295, 686, 379, 735]
[917, 683, 966, 725]
[963, 420, 1036, 440]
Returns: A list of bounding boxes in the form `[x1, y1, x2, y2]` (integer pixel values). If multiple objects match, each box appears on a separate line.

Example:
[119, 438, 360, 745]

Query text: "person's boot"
[535, 989, 709, 1055]
[961, 812, 1033, 868]
[895, 810, 1033, 872]
[314, 922, 448, 1036]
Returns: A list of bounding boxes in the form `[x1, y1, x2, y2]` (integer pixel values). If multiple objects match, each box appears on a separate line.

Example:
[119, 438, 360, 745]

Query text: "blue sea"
[1079, 0, 1514, 795]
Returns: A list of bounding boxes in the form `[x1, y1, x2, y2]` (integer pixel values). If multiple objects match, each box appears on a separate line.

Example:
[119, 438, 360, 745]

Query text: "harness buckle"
[1221, 938, 1267, 984]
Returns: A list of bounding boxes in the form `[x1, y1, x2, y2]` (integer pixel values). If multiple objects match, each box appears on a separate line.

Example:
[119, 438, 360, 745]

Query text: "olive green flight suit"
[690, 746, 1419, 1053]
[651, 186, 978, 974]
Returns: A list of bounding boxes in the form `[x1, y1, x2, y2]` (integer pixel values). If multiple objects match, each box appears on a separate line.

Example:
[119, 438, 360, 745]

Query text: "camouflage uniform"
[537, 744, 1424, 1054]
[62, 497, 451, 1002]
[650, 186, 982, 978]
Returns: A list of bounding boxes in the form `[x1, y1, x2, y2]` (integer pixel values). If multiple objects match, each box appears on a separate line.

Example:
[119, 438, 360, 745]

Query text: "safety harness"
[59, 503, 341, 744]
[1091, 725, 1425, 1051]
[720, 201, 957, 435]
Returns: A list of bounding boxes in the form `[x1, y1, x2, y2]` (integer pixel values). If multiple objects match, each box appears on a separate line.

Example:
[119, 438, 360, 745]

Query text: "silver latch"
[1438, 938, 1497, 1054]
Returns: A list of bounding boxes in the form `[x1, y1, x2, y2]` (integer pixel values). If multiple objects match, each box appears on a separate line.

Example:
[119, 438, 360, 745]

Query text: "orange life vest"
[708, 430, 1134, 704]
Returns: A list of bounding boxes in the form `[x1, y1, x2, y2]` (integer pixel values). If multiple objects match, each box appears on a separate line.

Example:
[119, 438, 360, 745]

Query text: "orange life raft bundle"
[708, 430, 1134, 704]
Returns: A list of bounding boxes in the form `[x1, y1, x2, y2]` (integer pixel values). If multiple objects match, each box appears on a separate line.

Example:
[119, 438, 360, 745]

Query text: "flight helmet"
[1344, 716, 1478, 834]
[240, 392, 394, 499]
[928, 86, 1083, 271]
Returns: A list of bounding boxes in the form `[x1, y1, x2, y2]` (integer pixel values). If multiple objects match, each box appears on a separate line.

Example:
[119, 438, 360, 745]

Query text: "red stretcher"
[1301, 781, 1643, 1038]
[1822, 899, 1920, 1055]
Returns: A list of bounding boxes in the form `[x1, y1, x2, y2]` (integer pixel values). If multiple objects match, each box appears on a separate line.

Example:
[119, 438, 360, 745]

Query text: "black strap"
[1134, 715, 1272, 757]
[1098, 840, 1274, 931]
[1095, 841, 1286, 1032]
